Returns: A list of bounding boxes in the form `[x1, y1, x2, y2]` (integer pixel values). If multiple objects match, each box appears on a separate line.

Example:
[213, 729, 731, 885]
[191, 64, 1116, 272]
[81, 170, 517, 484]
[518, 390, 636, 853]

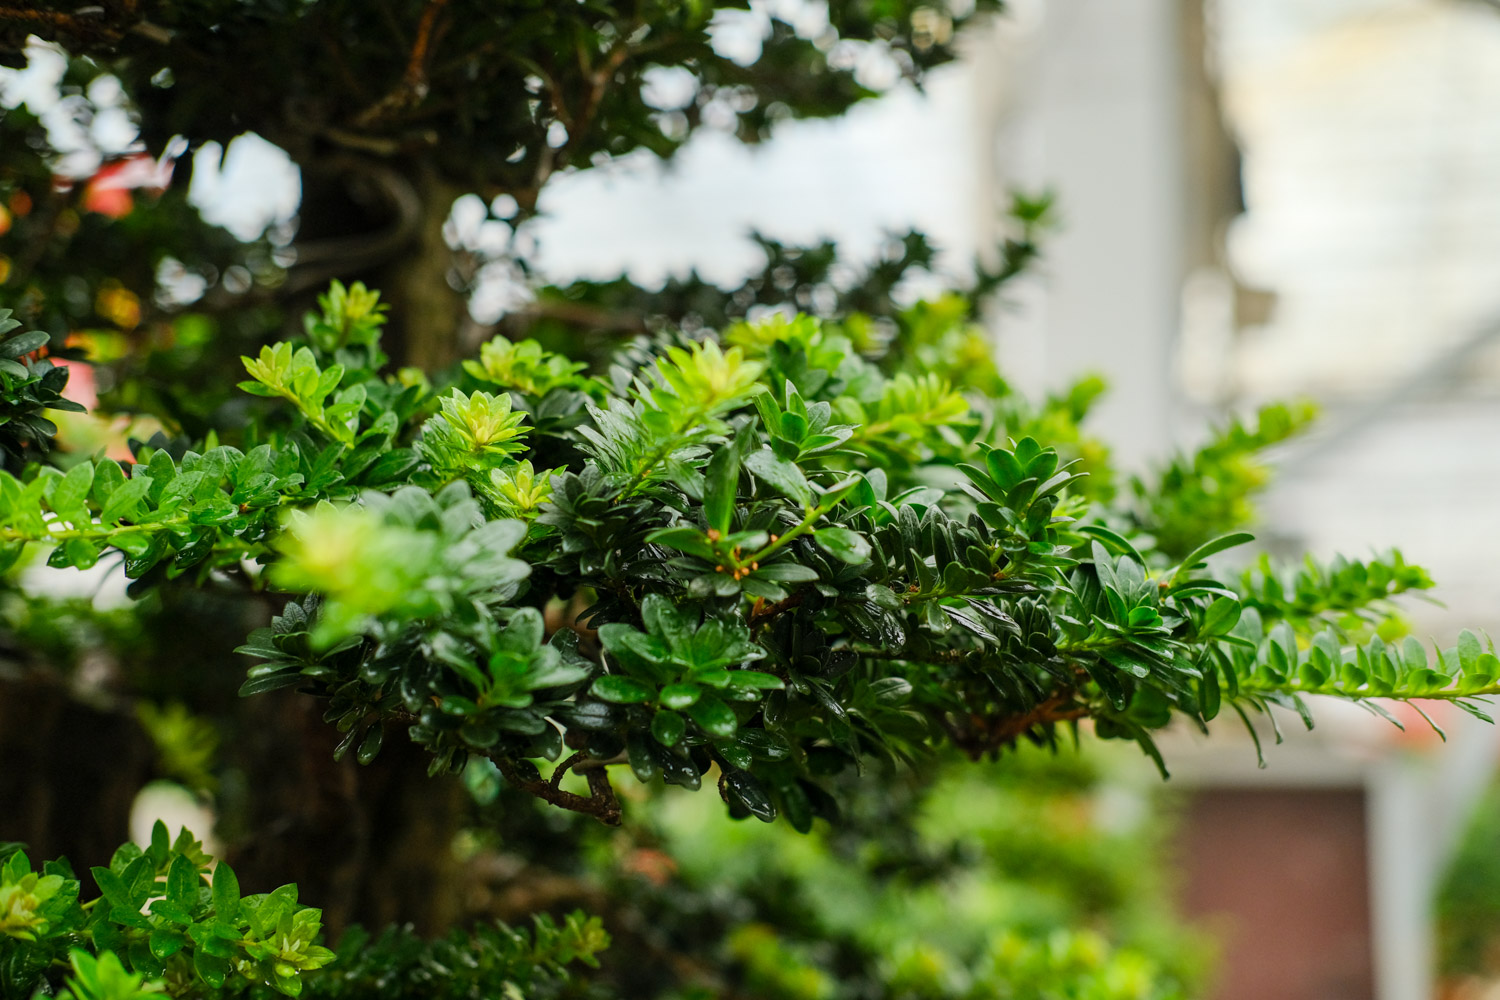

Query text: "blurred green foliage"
[622, 744, 1207, 998]
[1437, 781, 1500, 979]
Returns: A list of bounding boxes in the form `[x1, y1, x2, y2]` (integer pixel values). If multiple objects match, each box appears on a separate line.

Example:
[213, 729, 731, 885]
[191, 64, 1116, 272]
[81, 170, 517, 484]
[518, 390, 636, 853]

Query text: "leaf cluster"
[0, 282, 1487, 836]
[0, 310, 85, 470]
[1130, 401, 1318, 560]
[0, 823, 331, 1000]
[0, 829, 608, 1000]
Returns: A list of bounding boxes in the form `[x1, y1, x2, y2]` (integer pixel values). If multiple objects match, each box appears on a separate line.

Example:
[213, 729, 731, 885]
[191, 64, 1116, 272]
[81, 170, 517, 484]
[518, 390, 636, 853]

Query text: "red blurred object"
[1384, 699, 1453, 749]
[55, 358, 96, 411]
[80, 153, 176, 219]
[621, 848, 678, 886]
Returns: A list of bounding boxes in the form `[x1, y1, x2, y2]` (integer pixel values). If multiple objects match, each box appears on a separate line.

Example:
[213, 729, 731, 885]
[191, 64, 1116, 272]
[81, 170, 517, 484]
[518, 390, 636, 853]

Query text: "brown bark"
[290, 155, 467, 370]
[385, 163, 467, 372]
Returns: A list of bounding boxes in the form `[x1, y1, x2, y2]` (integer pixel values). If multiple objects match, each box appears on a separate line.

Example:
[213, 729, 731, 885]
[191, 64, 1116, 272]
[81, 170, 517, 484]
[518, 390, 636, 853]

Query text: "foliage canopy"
[0, 1, 1488, 997]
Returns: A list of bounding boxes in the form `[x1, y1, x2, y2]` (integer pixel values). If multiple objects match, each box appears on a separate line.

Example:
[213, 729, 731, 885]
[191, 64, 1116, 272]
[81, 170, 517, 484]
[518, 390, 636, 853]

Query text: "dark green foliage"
[1, 2, 999, 198]
[0, 310, 85, 470]
[0, 281, 1482, 837]
[1, 7, 1487, 997]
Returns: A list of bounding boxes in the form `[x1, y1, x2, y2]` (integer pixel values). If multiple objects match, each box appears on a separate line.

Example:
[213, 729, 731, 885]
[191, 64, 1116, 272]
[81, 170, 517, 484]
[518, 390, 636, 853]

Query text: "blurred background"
[6, 1, 1500, 998]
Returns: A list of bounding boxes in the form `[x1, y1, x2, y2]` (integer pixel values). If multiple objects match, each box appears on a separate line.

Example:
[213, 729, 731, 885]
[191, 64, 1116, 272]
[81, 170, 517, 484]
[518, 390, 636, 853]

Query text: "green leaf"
[1172, 531, 1255, 581]
[647, 526, 715, 560]
[725, 670, 784, 691]
[723, 770, 777, 823]
[165, 854, 198, 910]
[211, 862, 240, 922]
[651, 710, 687, 747]
[91, 866, 132, 910]
[1076, 523, 1146, 567]
[51, 461, 94, 517]
[744, 449, 811, 506]
[100, 476, 153, 524]
[149, 821, 169, 866]
[659, 683, 702, 709]
[356, 724, 384, 765]
[149, 926, 187, 961]
[750, 562, 818, 583]
[814, 527, 871, 565]
[641, 593, 696, 652]
[685, 695, 737, 738]
[1199, 665, 1222, 722]
[194, 950, 228, 989]
[0, 330, 48, 359]
[591, 675, 655, 704]
[1458, 629, 1483, 671]
[60, 537, 101, 570]
[1199, 597, 1242, 638]
[703, 446, 738, 536]
[626, 731, 658, 783]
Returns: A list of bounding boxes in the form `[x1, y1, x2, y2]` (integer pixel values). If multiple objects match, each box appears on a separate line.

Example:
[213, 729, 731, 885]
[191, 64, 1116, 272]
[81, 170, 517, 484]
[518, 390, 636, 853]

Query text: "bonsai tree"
[0, 3, 1489, 998]
[0, 275, 1484, 997]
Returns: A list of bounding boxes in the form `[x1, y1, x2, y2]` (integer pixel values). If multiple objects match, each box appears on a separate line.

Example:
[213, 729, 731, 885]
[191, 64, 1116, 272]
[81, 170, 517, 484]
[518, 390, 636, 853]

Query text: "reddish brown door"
[1174, 788, 1375, 1000]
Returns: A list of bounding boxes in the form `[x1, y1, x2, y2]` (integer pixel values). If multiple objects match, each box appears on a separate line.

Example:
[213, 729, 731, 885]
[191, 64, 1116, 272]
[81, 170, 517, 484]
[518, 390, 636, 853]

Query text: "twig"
[351, 0, 450, 129]
[852, 646, 969, 664]
[0, 8, 96, 29]
[491, 754, 623, 826]
[947, 691, 1091, 760]
[549, 750, 587, 789]
[572, 751, 629, 772]
[0, 5, 169, 45]
[505, 300, 649, 334]
[749, 591, 803, 627]
[402, 0, 448, 88]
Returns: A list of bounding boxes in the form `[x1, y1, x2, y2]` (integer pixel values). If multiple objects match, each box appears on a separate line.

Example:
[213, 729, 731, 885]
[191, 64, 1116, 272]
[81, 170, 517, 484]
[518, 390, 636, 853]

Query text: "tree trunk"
[292, 156, 467, 370]
[216, 158, 473, 934]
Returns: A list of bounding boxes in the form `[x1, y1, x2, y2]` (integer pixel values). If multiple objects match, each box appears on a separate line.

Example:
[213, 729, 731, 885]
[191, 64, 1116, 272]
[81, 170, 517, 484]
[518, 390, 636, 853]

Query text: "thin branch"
[549, 750, 587, 789]
[351, 0, 450, 129]
[402, 0, 449, 91]
[572, 751, 629, 772]
[0, 8, 96, 29]
[504, 300, 649, 335]
[0, 5, 169, 45]
[852, 645, 969, 664]
[749, 591, 803, 627]
[492, 754, 623, 826]
[947, 691, 1091, 760]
